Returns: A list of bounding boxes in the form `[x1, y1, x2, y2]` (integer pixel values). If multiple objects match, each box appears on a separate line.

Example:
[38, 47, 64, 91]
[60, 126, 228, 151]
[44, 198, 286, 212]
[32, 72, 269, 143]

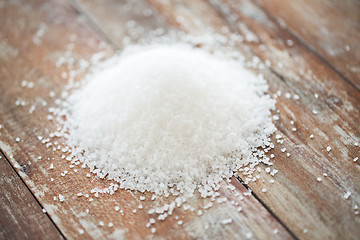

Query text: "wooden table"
[0, 0, 359, 239]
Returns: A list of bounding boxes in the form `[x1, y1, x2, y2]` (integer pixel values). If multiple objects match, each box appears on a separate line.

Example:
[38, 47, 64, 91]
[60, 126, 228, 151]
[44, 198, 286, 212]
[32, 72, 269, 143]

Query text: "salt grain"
[343, 191, 351, 199]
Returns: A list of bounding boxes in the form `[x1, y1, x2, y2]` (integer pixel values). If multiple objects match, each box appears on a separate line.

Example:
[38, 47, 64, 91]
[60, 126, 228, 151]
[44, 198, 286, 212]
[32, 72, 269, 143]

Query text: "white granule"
[326, 146, 332, 152]
[343, 191, 351, 199]
[221, 218, 233, 225]
[57, 44, 276, 197]
[58, 194, 65, 202]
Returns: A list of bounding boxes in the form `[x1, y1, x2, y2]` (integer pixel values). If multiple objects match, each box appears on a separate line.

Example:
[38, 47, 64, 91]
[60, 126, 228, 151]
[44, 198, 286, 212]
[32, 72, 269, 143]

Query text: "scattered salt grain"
[151, 228, 156, 234]
[115, 206, 120, 211]
[59, 194, 65, 202]
[42, 209, 47, 213]
[286, 39, 294, 46]
[326, 146, 332, 152]
[15, 137, 20, 142]
[309, 134, 314, 139]
[99, 221, 104, 227]
[312, 109, 318, 115]
[221, 218, 233, 225]
[108, 222, 114, 227]
[343, 191, 351, 199]
[177, 220, 183, 225]
[316, 177, 322, 182]
[354, 157, 358, 162]
[262, 188, 267, 193]
[79, 229, 84, 235]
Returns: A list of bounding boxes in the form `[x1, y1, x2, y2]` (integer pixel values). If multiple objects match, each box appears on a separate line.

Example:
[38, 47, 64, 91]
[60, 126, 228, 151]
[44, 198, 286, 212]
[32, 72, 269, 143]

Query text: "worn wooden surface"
[0, 152, 64, 240]
[0, 0, 359, 239]
[256, 0, 360, 90]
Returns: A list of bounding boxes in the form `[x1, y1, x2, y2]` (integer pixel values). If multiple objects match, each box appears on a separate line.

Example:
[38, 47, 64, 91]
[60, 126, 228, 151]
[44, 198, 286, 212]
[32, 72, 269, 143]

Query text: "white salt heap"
[61, 44, 276, 197]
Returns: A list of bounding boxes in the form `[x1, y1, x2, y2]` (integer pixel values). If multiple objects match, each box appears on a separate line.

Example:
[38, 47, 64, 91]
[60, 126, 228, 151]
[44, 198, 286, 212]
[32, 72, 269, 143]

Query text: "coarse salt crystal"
[344, 191, 351, 199]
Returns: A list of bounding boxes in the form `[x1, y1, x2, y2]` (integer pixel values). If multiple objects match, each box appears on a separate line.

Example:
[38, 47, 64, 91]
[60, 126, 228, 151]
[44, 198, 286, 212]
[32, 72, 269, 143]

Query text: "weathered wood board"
[0, 0, 359, 239]
[0, 152, 63, 240]
[256, 0, 360, 89]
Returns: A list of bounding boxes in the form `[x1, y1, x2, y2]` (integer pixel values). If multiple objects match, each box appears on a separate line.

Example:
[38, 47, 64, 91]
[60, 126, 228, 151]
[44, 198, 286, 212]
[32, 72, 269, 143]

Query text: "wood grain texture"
[0, 152, 63, 240]
[256, 0, 360, 90]
[136, 0, 360, 239]
[0, 0, 293, 239]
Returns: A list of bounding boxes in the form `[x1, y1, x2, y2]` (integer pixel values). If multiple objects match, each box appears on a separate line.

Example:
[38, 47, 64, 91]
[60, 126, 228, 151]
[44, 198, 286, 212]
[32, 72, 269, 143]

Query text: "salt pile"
[60, 44, 276, 197]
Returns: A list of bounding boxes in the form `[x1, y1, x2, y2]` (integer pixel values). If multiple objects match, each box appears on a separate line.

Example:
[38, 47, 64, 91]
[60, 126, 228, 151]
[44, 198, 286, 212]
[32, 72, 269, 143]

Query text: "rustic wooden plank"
[131, 0, 360, 239]
[0, 0, 293, 239]
[256, 0, 360, 90]
[0, 152, 64, 240]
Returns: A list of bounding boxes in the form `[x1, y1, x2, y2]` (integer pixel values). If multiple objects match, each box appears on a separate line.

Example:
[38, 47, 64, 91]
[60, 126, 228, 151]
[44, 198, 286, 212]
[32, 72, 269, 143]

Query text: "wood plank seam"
[235, 175, 299, 240]
[249, 0, 360, 92]
[0, 149, 67, 240]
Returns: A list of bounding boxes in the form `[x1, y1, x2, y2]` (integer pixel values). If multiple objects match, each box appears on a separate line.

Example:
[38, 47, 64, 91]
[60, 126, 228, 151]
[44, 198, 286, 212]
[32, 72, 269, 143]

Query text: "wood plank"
[76, 0, 360, 239]
[0, 0, 293, 239]
[0, 152, 64, 240]
[256, 0, 360, 90]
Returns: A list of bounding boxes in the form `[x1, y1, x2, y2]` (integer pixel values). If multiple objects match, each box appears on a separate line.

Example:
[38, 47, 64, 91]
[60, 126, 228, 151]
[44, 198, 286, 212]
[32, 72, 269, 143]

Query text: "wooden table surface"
[0, 0, 359, 239]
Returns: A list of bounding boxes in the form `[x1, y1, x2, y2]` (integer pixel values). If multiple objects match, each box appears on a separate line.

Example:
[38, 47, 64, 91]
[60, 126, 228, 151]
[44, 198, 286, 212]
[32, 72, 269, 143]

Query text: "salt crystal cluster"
[53, 43, 276, 197]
